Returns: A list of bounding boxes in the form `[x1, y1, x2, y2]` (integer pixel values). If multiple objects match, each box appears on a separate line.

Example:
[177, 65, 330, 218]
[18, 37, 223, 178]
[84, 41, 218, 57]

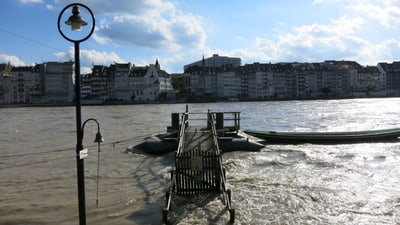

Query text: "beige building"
[1, 64, 41, 104]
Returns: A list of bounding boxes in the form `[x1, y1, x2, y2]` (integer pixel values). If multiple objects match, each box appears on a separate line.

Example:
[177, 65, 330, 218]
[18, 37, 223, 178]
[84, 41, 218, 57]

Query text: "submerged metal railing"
[208, 112, 220, 153]
[164, 110, 235, 223]
[169, 111, 241, 135]
[176, 112, 189, 155]
[207, 112, 232, 212]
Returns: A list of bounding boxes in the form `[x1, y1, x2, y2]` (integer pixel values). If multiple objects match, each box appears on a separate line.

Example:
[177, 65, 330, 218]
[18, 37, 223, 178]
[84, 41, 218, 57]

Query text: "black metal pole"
[74, 40, 86, 225]
[57, 4, 95, 224]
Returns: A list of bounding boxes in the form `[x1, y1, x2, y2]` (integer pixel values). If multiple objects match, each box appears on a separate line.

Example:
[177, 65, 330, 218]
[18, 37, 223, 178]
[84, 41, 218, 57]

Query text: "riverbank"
[1, 95, 399, 108]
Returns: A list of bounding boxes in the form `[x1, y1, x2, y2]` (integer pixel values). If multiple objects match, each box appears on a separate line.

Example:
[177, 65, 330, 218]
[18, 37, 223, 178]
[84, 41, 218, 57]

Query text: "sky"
[0, 0, 399, 73]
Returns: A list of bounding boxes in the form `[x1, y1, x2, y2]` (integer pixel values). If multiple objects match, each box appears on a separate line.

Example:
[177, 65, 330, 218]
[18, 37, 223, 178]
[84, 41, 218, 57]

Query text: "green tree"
[170, 74, 183, 91]
[321, 87, 331, 97]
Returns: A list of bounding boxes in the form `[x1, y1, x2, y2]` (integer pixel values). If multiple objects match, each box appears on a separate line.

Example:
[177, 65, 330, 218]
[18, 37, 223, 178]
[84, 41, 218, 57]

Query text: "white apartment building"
[217, 71, 240, 98]
[42, 62, 74, 104]
[130, 64, 169, 102]
[105, 60, 173, 102]
[184, 54, 241, 71]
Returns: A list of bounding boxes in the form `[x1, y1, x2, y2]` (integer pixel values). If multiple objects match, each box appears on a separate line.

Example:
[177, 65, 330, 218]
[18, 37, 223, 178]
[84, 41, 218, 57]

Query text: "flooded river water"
[1, 98, 400, 224]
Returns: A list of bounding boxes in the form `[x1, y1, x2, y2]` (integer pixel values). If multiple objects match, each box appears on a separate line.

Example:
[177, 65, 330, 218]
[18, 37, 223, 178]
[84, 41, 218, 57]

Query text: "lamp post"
[57, 3, 96, 225]
[82, 118, 104, 208]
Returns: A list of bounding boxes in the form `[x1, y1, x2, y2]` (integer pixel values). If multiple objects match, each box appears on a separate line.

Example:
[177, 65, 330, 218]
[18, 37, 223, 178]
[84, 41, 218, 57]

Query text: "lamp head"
[94, 132, 104, 143]
[65, 5, 88, 31]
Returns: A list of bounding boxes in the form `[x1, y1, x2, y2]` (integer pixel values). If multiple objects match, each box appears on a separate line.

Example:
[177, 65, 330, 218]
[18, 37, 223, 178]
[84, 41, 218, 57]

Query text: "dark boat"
[133, 136, 265, 155]
[243, 128, 400, 144]
[132, 110, 265, 154]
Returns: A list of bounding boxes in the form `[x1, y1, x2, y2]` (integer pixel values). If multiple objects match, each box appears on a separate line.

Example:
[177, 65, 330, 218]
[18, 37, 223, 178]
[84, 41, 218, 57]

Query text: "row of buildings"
[86, 60, 172, 103]
[0, 60, 172, 105]
[184, 54, 400, 100]
[1, 54, 400, 105]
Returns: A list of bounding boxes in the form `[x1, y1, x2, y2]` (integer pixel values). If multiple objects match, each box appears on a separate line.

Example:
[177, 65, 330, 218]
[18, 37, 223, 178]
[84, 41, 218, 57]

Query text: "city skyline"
[0, 0, 399, 74]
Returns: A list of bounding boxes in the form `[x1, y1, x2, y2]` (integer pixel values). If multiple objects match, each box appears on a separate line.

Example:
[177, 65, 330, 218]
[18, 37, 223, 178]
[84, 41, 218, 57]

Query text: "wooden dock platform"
[183, 127, 213, 153]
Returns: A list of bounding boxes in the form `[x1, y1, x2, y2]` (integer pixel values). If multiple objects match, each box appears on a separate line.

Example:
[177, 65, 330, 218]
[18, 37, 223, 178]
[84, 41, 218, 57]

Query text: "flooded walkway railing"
[176, 112, 189, 155]
[163, 110, 235, 223]
[168, 111, 241, 135]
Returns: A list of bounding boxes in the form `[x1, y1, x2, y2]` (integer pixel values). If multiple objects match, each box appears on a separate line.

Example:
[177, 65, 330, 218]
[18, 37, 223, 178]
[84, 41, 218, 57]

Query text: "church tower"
[155, 58, 160, 70]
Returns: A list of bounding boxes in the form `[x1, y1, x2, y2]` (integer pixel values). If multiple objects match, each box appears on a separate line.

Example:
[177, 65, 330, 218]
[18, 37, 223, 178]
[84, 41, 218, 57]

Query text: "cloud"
[87, 0, 206, 51]
[55, 47, 125, 73]
[350, 1, 400, 29]
[19, 0, 43, 3]
[195, 0, 399, 67]
[353, 38, 400, 64]
[67, 0, 174, 16]
[50, 0, 399, 72]
[99, 15, 176, 49]
[281, 16, 364, 53]
[245, 17, 364, 62]
[312, 0, 342, 5]
[228, 13, 400, 66]
[312, 0, 400, 29]
[0, 54, 26, 67]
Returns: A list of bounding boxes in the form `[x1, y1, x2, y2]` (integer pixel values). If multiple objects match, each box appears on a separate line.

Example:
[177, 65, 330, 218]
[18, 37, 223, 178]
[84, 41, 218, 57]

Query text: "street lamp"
[57, 3, 96, 225]
[82, 118, 104, 208]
